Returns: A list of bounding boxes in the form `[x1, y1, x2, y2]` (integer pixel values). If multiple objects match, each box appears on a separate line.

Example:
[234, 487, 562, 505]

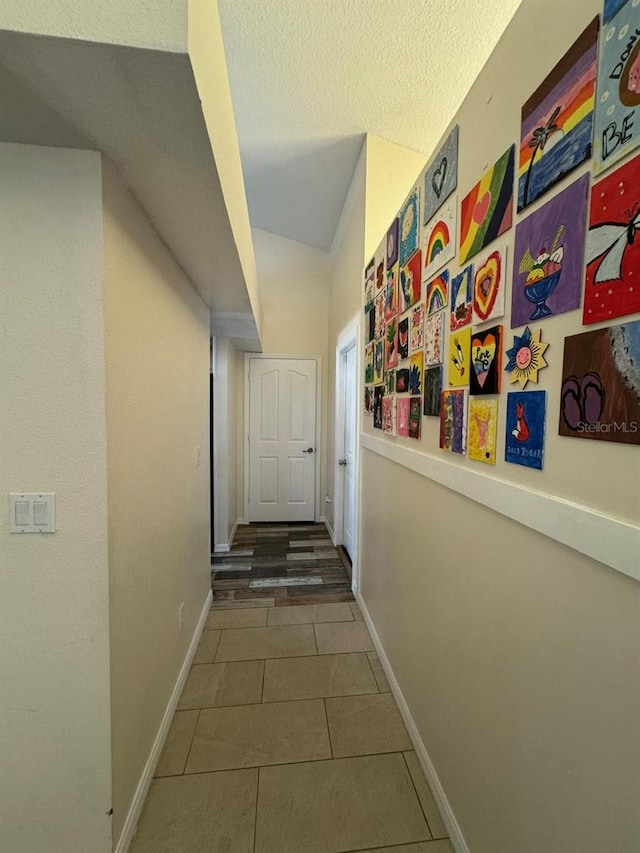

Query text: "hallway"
[129, 524, 453, 852]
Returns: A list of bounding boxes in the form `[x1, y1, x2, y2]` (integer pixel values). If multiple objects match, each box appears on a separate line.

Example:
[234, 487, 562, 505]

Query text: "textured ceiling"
[218, 0, 524, 251]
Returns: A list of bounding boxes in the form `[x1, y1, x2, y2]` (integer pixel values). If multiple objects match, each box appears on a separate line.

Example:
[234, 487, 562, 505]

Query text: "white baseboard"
[213, 519, 238, 553]
[324, 516, 336, 546]
[237, 518, 247, 526]
[114, 589, 213, 853]
[356, 592, 469, 853]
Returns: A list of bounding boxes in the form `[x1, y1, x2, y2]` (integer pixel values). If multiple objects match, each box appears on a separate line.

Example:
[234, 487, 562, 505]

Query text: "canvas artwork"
[409, 397, 422, 439]
[424, 125, 459, 224]
[399, 188, 420, 266]
[424, 366, 444, 416]
[385, 368, 396, 395]
[439, 389, 467, 454]
[374, 292, 386, 339]
[385, 263, 400, 321]
[604, 0, 628, 23]
[364, 343, 374, 384]
[459, 145, 515, 264]
[512, 175, 588, 328]
[594, 1, 640, 172]
[473, 245, 507, 324]
[382, 394, 397, 436]
[518, 18, 598, 212]
[387, 218, 399, 268]
[400, 249, 423, 311]
[584, 152, 640, 324]
[364, 265, 375, 314]
[373, 386, 384, 429]
[373, 339, 384, 384]
[449, 326, 471, 387]
[470, 325, 503, 395]
[424, 311, 445, 366]
[409, 350, 424, 395]
[375, 250, 385, 292]
[423, 196, 457, 280]
[385, 317, 399, 370]
[366, 308, 375, 344]
[505, 327, 549, 388]
[505, 390, 546, 469]
[450, 265, 473, 330]
[426, 270, 449, 317]
[411, 303, 425, 352]
[468, 398, 499, 465]
[397, 396, 410, 436]
[398, 317, 410, 359]
[559, 320, 640, 445]
[364, 385, 373, 415]
[396, 368, 410, 394]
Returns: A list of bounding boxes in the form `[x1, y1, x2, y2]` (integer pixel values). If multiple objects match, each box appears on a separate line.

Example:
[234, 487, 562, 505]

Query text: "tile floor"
[129, 524, 453, 853]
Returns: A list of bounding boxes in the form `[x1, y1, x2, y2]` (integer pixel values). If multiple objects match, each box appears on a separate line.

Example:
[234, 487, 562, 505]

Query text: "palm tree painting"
[522, 106, 561, 208]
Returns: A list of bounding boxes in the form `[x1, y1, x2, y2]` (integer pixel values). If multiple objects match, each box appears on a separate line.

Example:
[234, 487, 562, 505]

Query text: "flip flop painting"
[559, 320, 640, 445]
[459, 145, 515, 264]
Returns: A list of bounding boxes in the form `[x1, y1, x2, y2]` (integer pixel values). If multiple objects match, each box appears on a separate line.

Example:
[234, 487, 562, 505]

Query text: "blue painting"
[423, 126, 458, 224]
[505, 391, 547, 470]
[604, 0, 628, 24]
[594, 1, 640, 172]
[450, 265, 473, 331]
[399, 188, 420, 266]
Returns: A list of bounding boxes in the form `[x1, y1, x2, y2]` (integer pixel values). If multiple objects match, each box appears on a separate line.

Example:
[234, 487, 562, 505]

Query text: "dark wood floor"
[211, 522, 354, 609]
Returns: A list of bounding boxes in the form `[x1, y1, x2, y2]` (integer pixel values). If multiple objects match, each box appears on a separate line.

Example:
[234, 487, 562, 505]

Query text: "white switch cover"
[10, 493, 56, 533]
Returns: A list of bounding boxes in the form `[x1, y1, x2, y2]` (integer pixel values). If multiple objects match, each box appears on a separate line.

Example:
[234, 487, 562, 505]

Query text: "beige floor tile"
[367, 650, 391, 692]
[177, 661, 263, 710]
[349, 601, 364, 621]
[263, 653, 377, 702]
[314, 620, 374, 654]
[185, 699, 330, 772]
[215, 624, 317, 661]
[358, 841, 453, 853]
[326, 693, 413, 758]
[192, 629, 221, 664]
[255, 753, 430, 852]
[129, 768, 257, 853]
[404, 751, 449, 839]
[154, 710, 199, 777]
[206, 608, 268, 629]
[267, 602, 353, 626]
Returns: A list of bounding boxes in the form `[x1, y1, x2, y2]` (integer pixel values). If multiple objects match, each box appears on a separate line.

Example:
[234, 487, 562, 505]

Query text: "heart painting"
[473, 245, 506, 324]
[424, 126, 459, 224]
[432, 158, 448, 198]
[470, 325, 503, 395]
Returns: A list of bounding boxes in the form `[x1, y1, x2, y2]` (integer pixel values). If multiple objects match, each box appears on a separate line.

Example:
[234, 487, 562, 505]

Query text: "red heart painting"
[473, 249, 505, 323]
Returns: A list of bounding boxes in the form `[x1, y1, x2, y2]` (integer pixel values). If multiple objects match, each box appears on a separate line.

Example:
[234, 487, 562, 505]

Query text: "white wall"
[0, 143, 112, 853]
[213, 337, 240, 546]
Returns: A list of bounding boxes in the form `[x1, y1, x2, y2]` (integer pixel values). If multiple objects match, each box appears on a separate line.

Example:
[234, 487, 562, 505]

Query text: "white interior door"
[248, 357, 317, 522]
[342, 345, 357, 559]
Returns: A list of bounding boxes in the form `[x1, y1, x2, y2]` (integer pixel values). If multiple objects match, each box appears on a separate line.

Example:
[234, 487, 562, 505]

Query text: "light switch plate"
[9, 493, 56, 533]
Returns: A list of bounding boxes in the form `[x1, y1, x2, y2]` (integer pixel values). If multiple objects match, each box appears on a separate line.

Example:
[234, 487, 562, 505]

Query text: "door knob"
[338, 459, 347, 466]
[302, 447, 314, 454]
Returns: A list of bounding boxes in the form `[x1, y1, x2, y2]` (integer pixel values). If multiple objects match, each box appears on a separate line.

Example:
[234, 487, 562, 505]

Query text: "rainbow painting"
[426, 270, 449, 317]
[459, 146, 514, 265]
[423, 196, 456, 281]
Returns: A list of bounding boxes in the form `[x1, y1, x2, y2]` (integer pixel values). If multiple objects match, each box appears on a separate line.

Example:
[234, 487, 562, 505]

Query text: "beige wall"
[102, 161, 211, 844]
[213, 336, 241, 545]
[0, 143, 112, 853]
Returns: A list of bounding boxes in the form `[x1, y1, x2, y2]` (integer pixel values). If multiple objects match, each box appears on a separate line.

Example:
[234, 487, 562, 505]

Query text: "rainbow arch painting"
[459, 145, 515, 264]
[423, 195, 456, 281]
[426, 270, 449, 317]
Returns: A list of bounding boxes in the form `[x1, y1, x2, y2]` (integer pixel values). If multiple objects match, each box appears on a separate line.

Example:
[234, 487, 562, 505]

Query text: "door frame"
[333, 315, 361, 590]
[243, 353, 323, 524]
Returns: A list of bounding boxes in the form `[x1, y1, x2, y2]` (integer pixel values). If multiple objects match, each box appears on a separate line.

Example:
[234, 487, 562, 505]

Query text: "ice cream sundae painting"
[518, 224, 565, 320]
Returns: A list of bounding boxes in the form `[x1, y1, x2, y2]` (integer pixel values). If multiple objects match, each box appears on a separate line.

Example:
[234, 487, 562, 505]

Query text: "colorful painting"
[411, 303, 425, 352]
[385, 263, 400, 321]
[505, 391, 546, 469]
[400, 249, 423, 311]
[385, 317, 399, 370]
[399, 188, 420, 266]
[449, 326, 471, 387]
[425, 311, 445, 366]
[584, 152, 640, 324]
[604, 0, 628, 23]
[366, 308, 375, 344]
[473, 246, 506, 324]
[505, 327, 549, 388]
[409, 397, 422, 439]
[439, 389, 467, 453]
[594, 1, 640, 172]
[512, 175, 588, 328]
[398, 317, 410, 359]
[364, 343, 374, 384]
[459, 145, 515, 264]
[409, 350, 424, 395]
[376, 256, 385, 292]
[470, 325, 503, 396]
[468, 398, 498, 465]
[426, 270, 449, 317]
[373, 385, 384, 429]
[424, 125, 459, 223]
[385, 368, 396, 395]
[423, 196, 457, 280]
[559, 321, 640, 445]
[450, 265, 473, 331]
[373, 339, 384, 384]
[382, 394, 397, 436]
[364, 263, 374, 314]
[374, 292, 385, 339]
[396, 368, 410, 394]
[364, 385, 373, 415]
[387, 218, 399, 268]
[424, 366, 444, 417]
[518, 18, 598, 211]
[397, 397, 410, 436]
